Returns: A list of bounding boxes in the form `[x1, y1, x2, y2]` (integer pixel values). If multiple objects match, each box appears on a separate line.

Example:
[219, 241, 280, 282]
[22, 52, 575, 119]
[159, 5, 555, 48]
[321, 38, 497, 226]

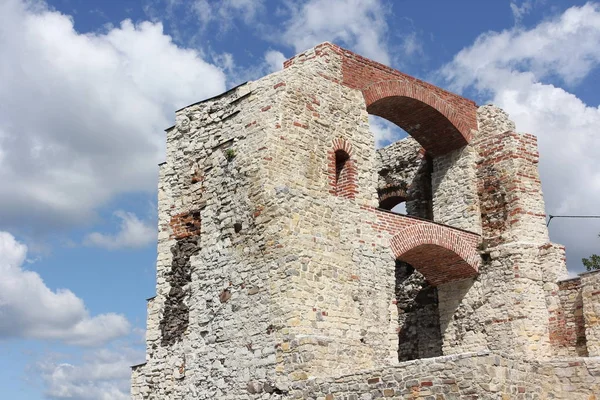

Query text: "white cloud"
[510, 0, 535, 24]
[264, 50, 287, 72]
[442, 3, 600, 91]
[440, 3, 600, 272]
[369, 115, 408, 149]
[0, 231, 130, 345]
[0, 0, 226, 234]
[281, 0, 391, 65]
[400, 31, 422, 57]
[36, 347, 143, 400]
[193, 0, 266, 29]
[84, 210, 156, 250]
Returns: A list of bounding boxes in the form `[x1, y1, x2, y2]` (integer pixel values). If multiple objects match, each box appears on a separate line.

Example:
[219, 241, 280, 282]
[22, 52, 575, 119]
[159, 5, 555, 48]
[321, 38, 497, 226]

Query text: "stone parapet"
[581, 270, 600, 356]
[282, 352, 600, 399]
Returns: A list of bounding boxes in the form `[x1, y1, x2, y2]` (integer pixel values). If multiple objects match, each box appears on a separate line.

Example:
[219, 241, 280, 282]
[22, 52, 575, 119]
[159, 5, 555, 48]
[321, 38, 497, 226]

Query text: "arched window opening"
[335, 149, 350, 189]
[329, 138, 357, 199]
[376, 140, 433, 220]
[377, 183, 407, 212]
[366, 92, 470, 157]
[335, 149, 355, 198]
[391, 202, 407, 214]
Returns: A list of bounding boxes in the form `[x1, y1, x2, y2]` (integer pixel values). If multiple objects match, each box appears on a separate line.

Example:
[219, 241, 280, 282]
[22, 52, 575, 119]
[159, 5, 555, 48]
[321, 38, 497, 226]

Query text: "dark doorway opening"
[395, 260, 443, 361]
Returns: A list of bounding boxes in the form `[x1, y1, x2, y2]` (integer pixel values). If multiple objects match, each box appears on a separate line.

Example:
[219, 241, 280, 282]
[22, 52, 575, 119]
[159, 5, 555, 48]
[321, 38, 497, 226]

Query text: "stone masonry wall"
[376, 137, 433, 218]
[581, 270, 600, 356]
[132, 75, 293, 398]
[435, 105, 568, 360]
[395, 261, 443, 361]
[259, 47, 397, 381]
[474, 106, 549, 245]
[545, 269, 600, 358]
[432, 144, 481, 234]
[285, 352, 600, 399]
[549, 278, 587, 357]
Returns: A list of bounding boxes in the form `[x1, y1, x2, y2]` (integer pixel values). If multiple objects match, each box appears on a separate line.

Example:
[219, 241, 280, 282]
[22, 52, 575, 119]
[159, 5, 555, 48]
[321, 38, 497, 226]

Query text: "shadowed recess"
[368, 96, 468, 156]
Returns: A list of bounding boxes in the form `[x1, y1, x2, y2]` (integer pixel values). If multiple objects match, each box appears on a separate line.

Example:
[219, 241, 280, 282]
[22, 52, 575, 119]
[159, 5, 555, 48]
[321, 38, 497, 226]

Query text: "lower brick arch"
[390, 224, 480, 286]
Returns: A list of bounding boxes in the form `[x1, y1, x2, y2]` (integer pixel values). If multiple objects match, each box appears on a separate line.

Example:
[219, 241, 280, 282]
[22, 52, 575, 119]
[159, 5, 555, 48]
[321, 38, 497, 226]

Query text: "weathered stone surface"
[130, 42, 600, 399]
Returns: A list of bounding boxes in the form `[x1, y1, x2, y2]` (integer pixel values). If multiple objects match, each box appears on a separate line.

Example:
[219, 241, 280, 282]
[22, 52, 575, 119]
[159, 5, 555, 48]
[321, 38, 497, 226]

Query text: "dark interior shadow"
[395, 260, 443, 361]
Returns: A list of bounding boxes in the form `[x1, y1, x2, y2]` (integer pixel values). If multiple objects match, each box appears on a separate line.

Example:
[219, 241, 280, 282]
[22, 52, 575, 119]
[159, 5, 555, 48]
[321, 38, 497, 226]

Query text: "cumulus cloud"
[36, 347, 142, 400]
[400, 31, 423, 58]
[369, 115, 408, 149]
[440, 3, 600, 272]
[84, 211, 156, 250]
[281, 0, 391, 65]
[0, 231, 130, 345]
[264, 49, 287, 72]
[0, 0, 226, 235]
[193, 0, 266, 29]
[510, 0, 535, 24]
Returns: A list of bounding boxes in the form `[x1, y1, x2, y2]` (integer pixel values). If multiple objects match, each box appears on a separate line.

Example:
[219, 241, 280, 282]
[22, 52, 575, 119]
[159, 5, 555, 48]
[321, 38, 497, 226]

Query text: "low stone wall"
[549, 278, 587, 356]
[285, 352, 600, 400]
[582, 270, 600, 357]
[546, 270, 600, 358]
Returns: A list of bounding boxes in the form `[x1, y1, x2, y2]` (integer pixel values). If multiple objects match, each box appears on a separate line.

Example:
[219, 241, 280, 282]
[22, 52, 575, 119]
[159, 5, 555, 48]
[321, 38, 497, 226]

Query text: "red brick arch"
[332, 137, 353, 156]
[390, 224, 480, 286]
[363, 80, 472, 155]
[377, 183, 408, 210]
[283, 42, 478, 156]
[328, 138, 357, 199]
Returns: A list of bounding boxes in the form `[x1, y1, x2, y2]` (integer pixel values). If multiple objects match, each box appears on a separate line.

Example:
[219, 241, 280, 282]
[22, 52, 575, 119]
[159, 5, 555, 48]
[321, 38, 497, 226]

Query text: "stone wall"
[376, 137, 433, 218]
[433, 106, 567, 360]
[131, 76, 293, 398]
[395, 261, 442, 361]
[549, 278, 587, 357]
[134, 351, 600, 399]
[474, 106, 549, 246]
[544, 269, 600, 358]
[285, 352, 600, 400]
[581, 270, 600, 356]
[432, 144, 481, 233]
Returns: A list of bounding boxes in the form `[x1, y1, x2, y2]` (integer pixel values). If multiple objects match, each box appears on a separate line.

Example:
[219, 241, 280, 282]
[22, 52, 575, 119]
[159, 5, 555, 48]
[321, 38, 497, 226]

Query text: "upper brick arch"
[390, 224, 480, 286]
[363, 81, 471, 155]
[284, 42, 478, 156]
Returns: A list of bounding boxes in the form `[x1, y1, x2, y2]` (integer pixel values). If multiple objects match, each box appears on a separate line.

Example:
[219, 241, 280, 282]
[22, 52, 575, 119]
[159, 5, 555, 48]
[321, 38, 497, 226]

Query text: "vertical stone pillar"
[431, 144, 481, 234]
[581, 270, 600, 356]
[438, 105, 563, 359]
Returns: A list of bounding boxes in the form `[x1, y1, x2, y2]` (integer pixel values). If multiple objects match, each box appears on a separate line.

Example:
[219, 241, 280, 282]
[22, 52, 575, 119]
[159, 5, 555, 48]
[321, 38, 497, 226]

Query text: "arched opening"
[362, 80, 474, 157]
[390, 224, 479, 361]
[364, 80, 476, 223]
[390, 225, 480, 286]
[375, 126, 434, 219]
[335, 149, 350, 193]
[329, 138, 357, 199]
[377, 182, 407, 211]
[368, 96, 467, 156]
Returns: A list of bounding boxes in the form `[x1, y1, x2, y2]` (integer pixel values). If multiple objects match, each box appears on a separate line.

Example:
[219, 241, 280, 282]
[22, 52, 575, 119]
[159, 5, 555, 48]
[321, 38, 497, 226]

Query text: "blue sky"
[1, 0, 600, 398]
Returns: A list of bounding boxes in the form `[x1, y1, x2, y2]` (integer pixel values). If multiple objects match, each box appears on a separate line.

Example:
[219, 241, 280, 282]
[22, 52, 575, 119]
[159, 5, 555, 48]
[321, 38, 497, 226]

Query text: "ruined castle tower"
[131, 43, 600, 399]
